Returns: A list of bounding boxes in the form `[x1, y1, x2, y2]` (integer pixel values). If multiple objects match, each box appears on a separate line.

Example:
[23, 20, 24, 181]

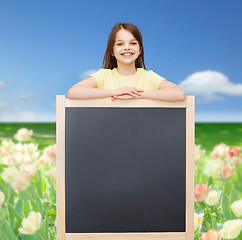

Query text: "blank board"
[56, 96, 195, 240]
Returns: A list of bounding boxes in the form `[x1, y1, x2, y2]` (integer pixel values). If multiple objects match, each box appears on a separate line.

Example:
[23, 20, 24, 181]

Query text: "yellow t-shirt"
[89, 68, 166, 91]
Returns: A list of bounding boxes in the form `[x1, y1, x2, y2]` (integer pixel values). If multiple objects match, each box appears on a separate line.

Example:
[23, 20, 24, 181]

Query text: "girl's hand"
[112, 87, 144, 98]
[111, 93, 143, 101]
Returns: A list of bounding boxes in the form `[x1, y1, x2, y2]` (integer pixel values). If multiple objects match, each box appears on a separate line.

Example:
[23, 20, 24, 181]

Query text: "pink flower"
[195, 183, 212, 202]
[0, 147, 8, 156]
[227, 147, 241, 158]
[230, 156, 240, 165]
[222, 163, 235, 178]
[14, 128, 33, 142]
[20, 162, 38, 180]
[11, 171, 31, 191]
[38, 145, 56, 165]
[2, 155, 12, 165]
[195, 145, 205, 162]
[43, 145, 56, 163]
[199, 229, 222, 240]
[48, 167, 56, 181]
[211, 143, 229, 159]
[38, 155, 49, 165]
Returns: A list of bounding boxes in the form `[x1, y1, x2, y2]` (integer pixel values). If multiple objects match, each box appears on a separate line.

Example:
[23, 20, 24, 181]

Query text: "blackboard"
[65, 107, 186, 232]
[56, 96, 195, 240]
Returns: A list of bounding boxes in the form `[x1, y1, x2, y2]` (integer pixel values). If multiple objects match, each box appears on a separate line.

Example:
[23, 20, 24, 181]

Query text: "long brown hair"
[102, 22, 146, 70]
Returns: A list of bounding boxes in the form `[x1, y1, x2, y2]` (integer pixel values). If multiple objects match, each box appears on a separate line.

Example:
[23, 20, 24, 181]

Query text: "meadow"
[0, 122, 241, 240]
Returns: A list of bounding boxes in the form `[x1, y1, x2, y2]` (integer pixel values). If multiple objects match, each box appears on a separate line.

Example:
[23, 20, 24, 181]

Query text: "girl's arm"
[67, 77, 142, 100]
[141, 80, 186, 101]
[67, 77, 114, 99]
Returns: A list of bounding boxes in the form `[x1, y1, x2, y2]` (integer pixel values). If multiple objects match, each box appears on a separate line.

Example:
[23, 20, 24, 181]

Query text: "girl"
[67, 22, 186, 102]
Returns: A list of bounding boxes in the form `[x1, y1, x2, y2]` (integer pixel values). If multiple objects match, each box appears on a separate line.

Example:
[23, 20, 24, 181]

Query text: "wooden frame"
[56, 96, 195, 240]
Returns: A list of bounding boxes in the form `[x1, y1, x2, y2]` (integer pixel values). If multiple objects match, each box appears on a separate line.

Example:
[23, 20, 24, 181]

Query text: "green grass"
[195, 123, 242, 152]
[0, 123, 56, 151]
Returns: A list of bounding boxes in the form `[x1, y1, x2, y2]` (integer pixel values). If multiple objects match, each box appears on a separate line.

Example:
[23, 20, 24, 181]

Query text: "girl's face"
[112, 29, 141, 67]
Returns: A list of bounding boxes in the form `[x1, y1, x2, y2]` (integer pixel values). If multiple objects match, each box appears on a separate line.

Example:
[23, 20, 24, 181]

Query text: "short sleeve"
[89, 69, 104, 89]
[147, 70, 166, 90]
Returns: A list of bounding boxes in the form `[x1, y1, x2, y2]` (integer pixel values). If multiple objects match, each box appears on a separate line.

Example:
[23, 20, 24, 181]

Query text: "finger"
[125, 91, 139, 97]
[135, 88, 144, 92]
[133, 90, 142, 96]
[128, 89, 143, 95]
[121, 95, 133, 100]
[130, 91, 141, 97]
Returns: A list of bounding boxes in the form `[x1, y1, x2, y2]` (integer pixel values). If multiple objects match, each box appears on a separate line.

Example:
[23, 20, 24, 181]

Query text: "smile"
[121, 53, 134, 56]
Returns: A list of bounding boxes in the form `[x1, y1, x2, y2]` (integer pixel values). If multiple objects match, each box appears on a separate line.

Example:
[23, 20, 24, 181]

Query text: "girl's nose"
[124, 45, 130, 50]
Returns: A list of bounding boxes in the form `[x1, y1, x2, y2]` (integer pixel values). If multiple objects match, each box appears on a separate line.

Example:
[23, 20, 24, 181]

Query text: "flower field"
[0, 122, 242, 240]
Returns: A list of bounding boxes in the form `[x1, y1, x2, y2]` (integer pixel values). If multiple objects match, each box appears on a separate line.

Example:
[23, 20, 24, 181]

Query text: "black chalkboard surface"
[65, 107, 186, 233]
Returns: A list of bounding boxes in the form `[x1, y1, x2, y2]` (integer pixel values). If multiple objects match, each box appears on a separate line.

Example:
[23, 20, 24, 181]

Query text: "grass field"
[1, 122, 241, 149]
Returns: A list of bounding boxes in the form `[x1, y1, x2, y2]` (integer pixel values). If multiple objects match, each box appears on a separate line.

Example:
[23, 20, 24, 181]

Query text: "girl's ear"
[139, 46, 142, 55]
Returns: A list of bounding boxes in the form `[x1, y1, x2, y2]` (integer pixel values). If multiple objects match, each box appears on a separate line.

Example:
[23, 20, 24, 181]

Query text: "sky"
[0, 0, 241, 122]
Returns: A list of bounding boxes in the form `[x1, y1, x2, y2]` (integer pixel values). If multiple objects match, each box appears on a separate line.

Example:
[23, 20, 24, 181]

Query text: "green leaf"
[229, 187, 240, 218]
[7, 203, 23, 229]
[211, 215, 217, 229]
[208, 176, 213, 187]
[36, 170, 43, 199]
[35, 221, 45, 240]
[19, 234, 35, 240]
[195, 206, 203, 214]
[221, 192, 231, 220]
[15, 198, 24, 216]
[44, 207, 49, 239]
[4, 182, 12, 203]
[25, 188, 43, 214]
[1, 218, 17, 240]
[34, 188, 44, 214]
[0, 230, 9, 240]
[7, 190, 16, 227]
[217, 223, 223, 231]
[235, 168, 242, 194]
[49, 180, 56, 203]
[23, 200, 30, 218]
[201, 174, 208, 184]
[223, 179, 232, 196]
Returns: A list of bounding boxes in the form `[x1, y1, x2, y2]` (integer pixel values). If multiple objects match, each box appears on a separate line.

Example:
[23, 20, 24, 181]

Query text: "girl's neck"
[116, 63, 137, 76]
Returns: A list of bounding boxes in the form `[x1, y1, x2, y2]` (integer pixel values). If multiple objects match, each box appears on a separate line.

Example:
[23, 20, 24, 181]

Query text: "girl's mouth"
[121, 53, 134, 57]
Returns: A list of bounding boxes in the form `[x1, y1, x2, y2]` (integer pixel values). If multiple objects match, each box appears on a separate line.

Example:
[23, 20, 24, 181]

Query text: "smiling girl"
[67, 22, 186, 101]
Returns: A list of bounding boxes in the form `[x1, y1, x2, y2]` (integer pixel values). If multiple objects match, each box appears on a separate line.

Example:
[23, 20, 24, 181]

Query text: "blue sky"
[0, 0, 241, 122]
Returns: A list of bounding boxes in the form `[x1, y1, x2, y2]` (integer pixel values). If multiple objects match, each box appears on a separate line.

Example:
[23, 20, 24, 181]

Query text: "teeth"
[123, 53, 132, 55]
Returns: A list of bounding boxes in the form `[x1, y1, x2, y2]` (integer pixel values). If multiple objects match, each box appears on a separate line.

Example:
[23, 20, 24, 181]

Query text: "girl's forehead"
[115, 29, 136, 41]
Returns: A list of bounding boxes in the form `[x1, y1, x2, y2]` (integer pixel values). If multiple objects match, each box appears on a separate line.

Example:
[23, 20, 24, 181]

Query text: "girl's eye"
[116, 42, 137, 46]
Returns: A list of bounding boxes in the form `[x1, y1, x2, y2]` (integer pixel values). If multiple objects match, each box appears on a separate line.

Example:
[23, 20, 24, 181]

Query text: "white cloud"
[19, 93, 37, 99]
[0, 81, 5, 88]
[179, 70, 242, 103]
[80, 69, 98, 79]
